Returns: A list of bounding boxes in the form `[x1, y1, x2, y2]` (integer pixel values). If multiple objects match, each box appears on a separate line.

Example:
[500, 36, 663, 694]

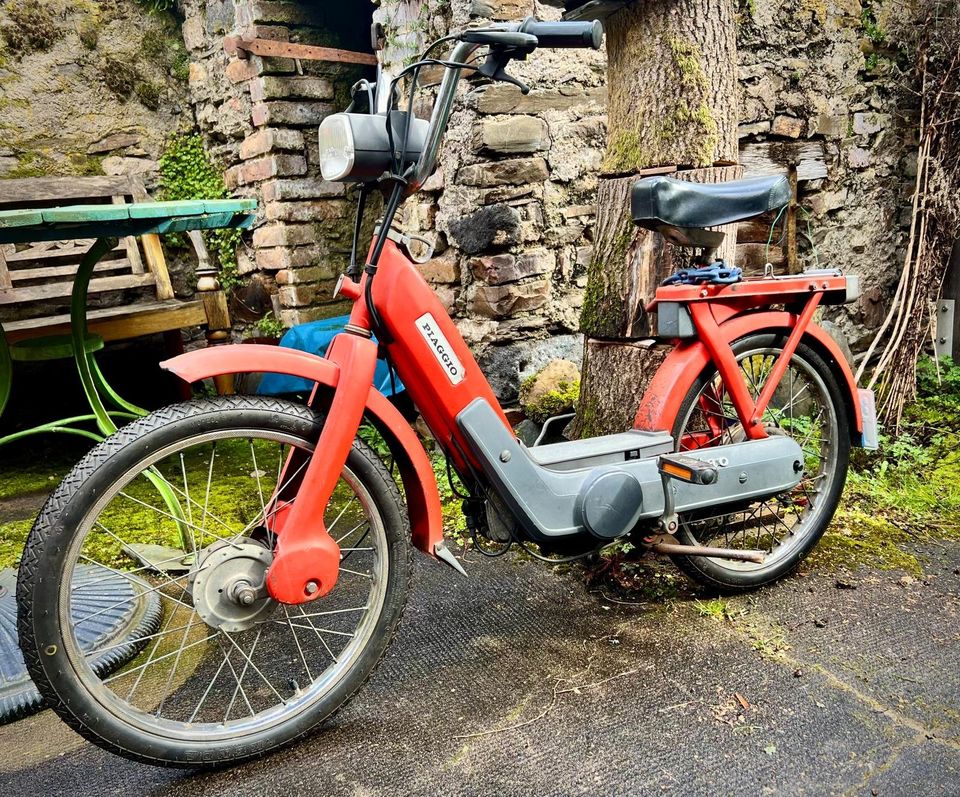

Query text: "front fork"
[265, 331, 379, 605]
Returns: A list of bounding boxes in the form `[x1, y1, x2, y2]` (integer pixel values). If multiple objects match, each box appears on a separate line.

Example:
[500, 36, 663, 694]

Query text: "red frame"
[163, 242, 863, 605]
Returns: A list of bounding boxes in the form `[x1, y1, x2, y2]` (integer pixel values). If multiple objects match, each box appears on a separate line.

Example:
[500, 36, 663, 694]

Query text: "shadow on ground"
[1, 539, 958, 796]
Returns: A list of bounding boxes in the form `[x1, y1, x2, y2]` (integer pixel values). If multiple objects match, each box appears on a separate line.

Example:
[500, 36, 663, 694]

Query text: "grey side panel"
[526, 429, 673, 471]
[457, 399, 805, 542]
[458, 399, 586, 538]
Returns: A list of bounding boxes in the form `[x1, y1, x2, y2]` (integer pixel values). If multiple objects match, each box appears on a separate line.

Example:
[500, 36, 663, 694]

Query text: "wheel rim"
[675, 346, 841, 572]
[57, 429, 389, 742]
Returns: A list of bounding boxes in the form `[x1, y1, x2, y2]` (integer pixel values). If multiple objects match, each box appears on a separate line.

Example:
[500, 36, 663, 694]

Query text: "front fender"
[161, 345, 445, 559]
[634, 312, 864, 441]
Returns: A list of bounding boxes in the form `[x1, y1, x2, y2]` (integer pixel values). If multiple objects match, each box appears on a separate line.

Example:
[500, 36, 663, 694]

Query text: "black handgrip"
[519, 18, 603, 50]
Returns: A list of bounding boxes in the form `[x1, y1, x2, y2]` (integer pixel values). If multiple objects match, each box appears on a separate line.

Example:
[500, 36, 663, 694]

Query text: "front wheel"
[17, 396, 411, 767]
[669, 333, 850, 592]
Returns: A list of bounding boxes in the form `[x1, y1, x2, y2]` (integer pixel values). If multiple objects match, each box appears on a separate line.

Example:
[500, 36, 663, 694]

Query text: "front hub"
[189, 539, 274, 632]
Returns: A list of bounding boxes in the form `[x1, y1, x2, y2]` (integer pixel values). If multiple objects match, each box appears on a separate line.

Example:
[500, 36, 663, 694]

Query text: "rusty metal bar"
[224, 34, 378, 66]
[650, 541, 766, 564]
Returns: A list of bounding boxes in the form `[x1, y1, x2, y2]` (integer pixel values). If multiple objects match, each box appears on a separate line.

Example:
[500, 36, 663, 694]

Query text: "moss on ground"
[0, 437, 366, 570]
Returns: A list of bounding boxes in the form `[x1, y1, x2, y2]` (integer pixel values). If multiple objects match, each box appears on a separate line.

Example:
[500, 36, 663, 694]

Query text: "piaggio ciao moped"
[17, 17, 877, 766]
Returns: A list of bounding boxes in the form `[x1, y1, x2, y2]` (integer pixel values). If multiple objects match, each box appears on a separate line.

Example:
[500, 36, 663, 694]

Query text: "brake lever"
[479, 50, 531, 95]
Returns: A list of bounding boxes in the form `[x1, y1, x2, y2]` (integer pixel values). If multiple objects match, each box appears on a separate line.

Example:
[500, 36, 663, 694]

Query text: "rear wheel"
[17, 396, 411, 767]
[669, 333, 850, 591]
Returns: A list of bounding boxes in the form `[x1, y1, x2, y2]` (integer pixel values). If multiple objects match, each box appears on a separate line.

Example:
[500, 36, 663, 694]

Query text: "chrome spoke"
[56, 420, 389, 742]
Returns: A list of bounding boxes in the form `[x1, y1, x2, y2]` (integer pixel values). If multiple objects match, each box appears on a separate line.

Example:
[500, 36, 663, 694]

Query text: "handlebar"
[519, 19, 603, 50]
[407, 18, 604, 193]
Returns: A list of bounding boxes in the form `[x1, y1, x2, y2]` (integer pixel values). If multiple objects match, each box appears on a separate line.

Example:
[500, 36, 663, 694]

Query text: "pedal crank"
[653, 454, 766, 564]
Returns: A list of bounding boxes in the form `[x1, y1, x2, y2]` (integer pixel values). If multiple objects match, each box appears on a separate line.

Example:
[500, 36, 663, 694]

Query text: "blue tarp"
[256, 315, 404, 397]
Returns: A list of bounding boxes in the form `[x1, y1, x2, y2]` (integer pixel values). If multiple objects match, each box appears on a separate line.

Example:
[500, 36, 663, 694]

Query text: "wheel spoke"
[38, 414, 393, 752]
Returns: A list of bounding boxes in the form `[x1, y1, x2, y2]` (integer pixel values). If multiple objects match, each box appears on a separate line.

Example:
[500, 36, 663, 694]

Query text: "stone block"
[226, 58, 262, 83]
[417, 253, 460, 284]
[276, 263, 338, 284]
[279, 281, 336, 307]
[468, 280, 550, 319]
[261, 178, 345, 202]
[250, 76, 335, 103]
[470, 249, 554, 285]
[240, 128, 305, 160]
[469, 0, 534, 18]
[853, 112, 891, 136]
[810, 114, 848, 139]
[433, 285, 459, 313]
[458, 157, 549, 187]
[102, 156, 158, 176]
[477, 116, 549, 155]
[87, 132, 140, 154]
[182, 15, 205, 50]
[237, 154, 307, 185]
[475, 85, 607, 115]
[253, 223, 316, 248]
[252, 101, 334, 128]
[738, 121, 771, 139]
[250, 0, 316, 24]
[477, 333, 584, 402]
[264, 199, 347, 223]
[257, 244, 333, 271]
[448, 204, 521, 255]
[188, 61, 208, 88]
[772, 115, 806, 138]
[847, 146, 872, 169]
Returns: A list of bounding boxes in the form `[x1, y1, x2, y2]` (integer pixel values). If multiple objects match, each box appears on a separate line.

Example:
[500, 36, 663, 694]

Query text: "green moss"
[141, 20, 190, 83]
[135, 81, 163, 110]
[2, 0, 60, 56]
[808, 357, 960, 575]
[602, 130, 653, 174]
[667, 37, 709, 92]
[579, 227, 634, 336]
[78, 20, 99, 50]
[522, 379, 581, 425]
[603, 38, 717, 172]
[6, 151, 57, 178]
[158, 134, 242, 290]
[102, 56, 138, 98]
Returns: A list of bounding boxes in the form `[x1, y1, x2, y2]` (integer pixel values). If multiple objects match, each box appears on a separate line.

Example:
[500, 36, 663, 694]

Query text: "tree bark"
[574, 0, 740, 437]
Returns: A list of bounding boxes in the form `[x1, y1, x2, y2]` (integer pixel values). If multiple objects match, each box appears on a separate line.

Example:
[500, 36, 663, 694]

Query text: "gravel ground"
[1, 540, 958, 797]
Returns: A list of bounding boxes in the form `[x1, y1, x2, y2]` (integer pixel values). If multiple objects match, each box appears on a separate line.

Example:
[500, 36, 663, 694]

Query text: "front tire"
[17, 396, 411, 767]
[669, 333, 850, 592]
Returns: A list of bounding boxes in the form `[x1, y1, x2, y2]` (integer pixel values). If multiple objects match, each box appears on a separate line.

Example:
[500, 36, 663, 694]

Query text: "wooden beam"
[224, 34, 377, 66]
[3, 300, 207, 343]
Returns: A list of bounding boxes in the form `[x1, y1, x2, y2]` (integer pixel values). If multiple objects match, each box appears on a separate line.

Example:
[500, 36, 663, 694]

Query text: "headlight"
[318, 115, 355, 181]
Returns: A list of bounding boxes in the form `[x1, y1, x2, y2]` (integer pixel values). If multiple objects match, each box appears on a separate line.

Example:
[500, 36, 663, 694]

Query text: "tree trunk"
[574, 0, 740, 438]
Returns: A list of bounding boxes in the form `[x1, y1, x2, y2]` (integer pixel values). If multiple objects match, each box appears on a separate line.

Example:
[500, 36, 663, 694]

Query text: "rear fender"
[161, 345, 445, 558]
[634, 312, 864, 442]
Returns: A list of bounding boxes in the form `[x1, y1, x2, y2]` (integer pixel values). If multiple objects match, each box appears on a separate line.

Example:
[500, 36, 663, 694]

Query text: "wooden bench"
[0, 175, 231, 350]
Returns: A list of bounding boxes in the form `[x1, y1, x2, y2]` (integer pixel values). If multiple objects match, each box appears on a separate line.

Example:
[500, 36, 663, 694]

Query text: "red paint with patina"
[634, 308, 864, 439]
[163, 245, 865, 607]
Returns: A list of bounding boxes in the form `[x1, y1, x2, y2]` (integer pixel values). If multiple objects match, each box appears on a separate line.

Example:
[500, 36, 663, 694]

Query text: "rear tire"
[17, 396, 411, 767]
[668, 333, 850, 592]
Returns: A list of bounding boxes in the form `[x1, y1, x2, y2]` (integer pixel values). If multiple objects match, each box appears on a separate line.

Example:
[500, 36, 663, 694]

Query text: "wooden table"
[0, 199, 256, 444]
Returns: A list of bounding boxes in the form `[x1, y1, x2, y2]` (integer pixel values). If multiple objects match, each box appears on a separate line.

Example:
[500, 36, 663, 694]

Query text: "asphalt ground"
[1, 540, 958, 796]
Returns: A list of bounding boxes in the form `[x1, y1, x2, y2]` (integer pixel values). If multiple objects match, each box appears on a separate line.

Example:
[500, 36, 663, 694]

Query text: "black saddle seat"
[631, 174, 791, 231]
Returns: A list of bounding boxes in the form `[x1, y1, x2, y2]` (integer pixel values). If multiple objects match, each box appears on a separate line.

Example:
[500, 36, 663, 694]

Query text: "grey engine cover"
[457, 398, 803, 543]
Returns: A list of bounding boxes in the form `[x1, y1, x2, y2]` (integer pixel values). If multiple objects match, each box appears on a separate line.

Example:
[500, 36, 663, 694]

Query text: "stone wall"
[374, 0, 607, 400]
[733, 0, 914, 354]
[369, 0, 913, 400]
[0, 0, 189, 183]
[179, 0, 374, 327]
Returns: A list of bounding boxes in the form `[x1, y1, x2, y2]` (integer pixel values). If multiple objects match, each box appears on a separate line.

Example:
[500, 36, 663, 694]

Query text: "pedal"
[657, 453, 718, 486]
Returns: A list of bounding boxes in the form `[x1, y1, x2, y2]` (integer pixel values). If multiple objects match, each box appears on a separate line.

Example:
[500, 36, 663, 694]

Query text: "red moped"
[18, 17, 876, 766]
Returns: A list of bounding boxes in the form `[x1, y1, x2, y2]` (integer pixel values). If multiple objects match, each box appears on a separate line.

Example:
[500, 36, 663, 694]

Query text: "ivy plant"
[158, 134, 243, 291]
